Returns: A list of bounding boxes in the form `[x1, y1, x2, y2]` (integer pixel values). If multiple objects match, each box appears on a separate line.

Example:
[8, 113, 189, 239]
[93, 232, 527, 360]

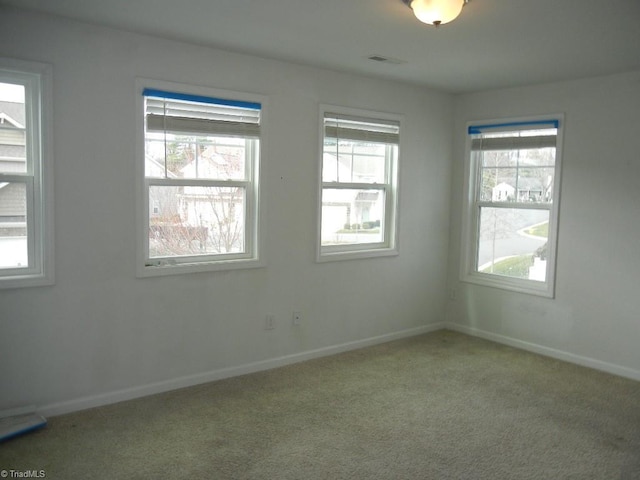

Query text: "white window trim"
[0, 58, 54, 289]
[460, 114, 563, 298]
[316, 105, 401, 263]
[135, 78, 266, 277]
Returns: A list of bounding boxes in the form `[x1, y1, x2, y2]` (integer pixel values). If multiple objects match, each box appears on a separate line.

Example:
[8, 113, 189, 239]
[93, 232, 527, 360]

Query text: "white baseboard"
[41, 323, 445, 417]
[445, 322, 640, 382]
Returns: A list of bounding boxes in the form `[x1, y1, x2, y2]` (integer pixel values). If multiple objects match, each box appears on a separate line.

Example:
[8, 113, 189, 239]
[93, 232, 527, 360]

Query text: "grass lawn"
[524, 221, 548, 238]
[482, 254, 533, 278]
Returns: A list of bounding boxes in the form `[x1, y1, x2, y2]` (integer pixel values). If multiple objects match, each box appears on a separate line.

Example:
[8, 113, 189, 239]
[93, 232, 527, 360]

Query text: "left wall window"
[137, 81, 264, 276]
[0, 59, 53, 289]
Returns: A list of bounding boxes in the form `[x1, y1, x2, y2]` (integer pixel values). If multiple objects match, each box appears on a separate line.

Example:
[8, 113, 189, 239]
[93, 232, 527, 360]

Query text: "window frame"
[460, 115, 564, 297]
[317, 105, 401, 262]
[0, 58, 54, 289]
[135, 79, 265, 277]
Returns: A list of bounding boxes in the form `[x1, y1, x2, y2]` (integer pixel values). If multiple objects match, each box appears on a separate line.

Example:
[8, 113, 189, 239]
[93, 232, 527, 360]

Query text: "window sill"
[317, 246, 399, 263]
[137, 257, 265, 278]
[0, 272, 54, 290]
[461, 271, 555, 298]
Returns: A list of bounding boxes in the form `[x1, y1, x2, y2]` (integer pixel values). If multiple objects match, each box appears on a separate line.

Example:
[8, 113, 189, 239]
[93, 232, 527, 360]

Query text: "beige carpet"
[1, 330, 639, 479]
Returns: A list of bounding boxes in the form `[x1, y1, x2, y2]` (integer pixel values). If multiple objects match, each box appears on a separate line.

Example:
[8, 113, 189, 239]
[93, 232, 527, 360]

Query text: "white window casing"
[460, 116, 563, 297]
[136, 80, 265, 277]
[317, 105, 401, 262]
[0, 58, 54, 289]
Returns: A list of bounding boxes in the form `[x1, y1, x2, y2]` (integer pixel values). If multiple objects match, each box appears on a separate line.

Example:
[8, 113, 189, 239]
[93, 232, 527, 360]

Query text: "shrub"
[535, 242, 548, 260]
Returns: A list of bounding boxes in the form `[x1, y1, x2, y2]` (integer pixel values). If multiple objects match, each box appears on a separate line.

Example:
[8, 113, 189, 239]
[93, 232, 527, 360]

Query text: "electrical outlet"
[292, 311, 302, 326]
[265, 314, 275, 330]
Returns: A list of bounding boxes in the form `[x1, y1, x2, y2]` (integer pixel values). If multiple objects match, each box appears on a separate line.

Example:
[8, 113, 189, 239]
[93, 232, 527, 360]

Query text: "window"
[318, 106, 400, 261]
[137, 82, 263, 276]
[0, 59, 53, 289]
[461, 117, 563, 297]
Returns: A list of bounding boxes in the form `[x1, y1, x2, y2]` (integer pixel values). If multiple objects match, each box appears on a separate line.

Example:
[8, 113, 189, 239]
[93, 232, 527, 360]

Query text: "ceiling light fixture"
[401, 0, 470, 27]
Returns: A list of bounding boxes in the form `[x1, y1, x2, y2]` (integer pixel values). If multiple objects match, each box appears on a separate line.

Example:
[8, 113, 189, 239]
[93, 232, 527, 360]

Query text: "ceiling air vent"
[367, 55, 407, 65]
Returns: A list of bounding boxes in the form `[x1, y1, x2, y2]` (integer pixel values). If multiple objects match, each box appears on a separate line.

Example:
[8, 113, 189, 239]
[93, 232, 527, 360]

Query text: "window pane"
[477, 130, 556, 204]
[516, 166, 555, 203]
[322, 141, 390, 184]
[0, 182, 28, 268]
[479, 145, 556, 168]
[321, 188, 384, 246]
[480, 167, 517, 201]
[149, 186, 245, 258]
[145, 133, 248, 180]
[0, 82, 27, 174]
[477, 207, 549, 281]
[480, 165, 555, 204]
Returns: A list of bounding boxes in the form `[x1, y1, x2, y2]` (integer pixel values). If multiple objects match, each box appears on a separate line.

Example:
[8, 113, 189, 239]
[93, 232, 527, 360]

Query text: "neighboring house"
[145, 155, 179, 221]
[146, 149, 245, 255]
[491, 182, 515, 202]
[491, 177, 545, 203]
[178, 152, 243, 253]
[322, 151, 383, 239]
[0, 101, 26, 236]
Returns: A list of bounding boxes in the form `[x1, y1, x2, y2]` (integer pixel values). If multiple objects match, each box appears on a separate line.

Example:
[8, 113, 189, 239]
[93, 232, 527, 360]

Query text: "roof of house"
[494, 178, 544, 191]
[0, 101, 25, 127]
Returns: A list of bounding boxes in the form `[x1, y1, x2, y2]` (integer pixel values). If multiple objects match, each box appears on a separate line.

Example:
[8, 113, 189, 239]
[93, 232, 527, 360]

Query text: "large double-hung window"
[461, 117, 563, 297]
[0, 59, 53, 289]
[138, 83, 263, 275]
[318, 106, 400, 261]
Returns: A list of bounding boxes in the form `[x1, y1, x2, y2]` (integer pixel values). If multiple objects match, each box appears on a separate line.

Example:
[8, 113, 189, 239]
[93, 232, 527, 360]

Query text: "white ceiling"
[3, 0, 640, 93]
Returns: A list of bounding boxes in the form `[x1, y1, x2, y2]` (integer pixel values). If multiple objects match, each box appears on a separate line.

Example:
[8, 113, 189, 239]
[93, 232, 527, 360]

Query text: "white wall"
[0, 9, 453, 414]
[447, 71, 640, 379]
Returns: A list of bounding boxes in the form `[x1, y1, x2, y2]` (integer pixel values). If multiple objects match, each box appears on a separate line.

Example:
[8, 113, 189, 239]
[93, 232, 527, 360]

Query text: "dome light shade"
[403, 0, 466, 26]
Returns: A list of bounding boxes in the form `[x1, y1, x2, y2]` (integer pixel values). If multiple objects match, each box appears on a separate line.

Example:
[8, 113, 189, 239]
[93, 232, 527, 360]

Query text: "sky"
[0, 82, 25, 103]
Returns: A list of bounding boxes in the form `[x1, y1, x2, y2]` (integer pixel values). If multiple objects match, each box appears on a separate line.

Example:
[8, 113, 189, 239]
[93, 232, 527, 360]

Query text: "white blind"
[324, 113, 399, 145]
[469, 121, 558, 152]
[471, 135, 556, 151]
[144, 89, 261, 138]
